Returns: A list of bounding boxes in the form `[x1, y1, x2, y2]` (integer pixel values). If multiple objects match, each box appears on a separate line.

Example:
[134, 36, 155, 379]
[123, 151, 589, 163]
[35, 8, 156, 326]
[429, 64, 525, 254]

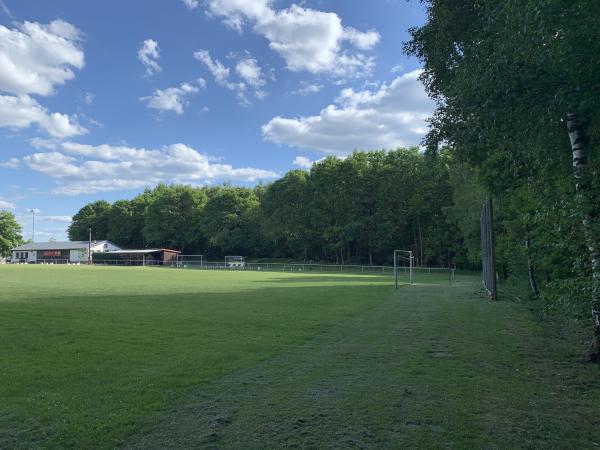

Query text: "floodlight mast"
[394, 250, 414, 289]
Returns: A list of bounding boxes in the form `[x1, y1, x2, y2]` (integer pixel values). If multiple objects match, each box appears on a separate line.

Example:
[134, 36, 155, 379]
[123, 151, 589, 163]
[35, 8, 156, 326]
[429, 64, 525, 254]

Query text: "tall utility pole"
[88, 227, 92, 265]
[27, 209, 36, 242]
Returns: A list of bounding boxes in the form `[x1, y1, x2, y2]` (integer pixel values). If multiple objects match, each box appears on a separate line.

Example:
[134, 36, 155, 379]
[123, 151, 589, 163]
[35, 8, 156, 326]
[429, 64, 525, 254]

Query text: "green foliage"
[0, 211, 23, 256]
[445, 163, 484, 266]
[406, 0, 600, 318]
[107, 197, 149, 248]
[142, 184, 207, 252]
[68, 200, 111, 241]
[201, 186, 261, 256]
[68, 148, 466, 265]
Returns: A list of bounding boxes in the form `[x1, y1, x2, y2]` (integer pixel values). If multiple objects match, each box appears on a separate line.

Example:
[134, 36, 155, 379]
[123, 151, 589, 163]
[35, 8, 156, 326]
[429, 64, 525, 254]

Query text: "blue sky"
[0, 0, 432, 241]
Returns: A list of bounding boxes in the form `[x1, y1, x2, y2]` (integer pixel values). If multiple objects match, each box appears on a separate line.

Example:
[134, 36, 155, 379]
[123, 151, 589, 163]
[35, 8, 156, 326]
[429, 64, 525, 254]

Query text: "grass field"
[1, 266, 599, 448]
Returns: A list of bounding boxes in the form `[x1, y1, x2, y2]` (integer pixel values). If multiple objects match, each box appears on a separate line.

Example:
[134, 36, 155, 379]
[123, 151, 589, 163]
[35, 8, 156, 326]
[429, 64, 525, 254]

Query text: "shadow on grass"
[0, 283, 392, 449]
[248, 274, 392, 284]
[119, 281, 600, 449]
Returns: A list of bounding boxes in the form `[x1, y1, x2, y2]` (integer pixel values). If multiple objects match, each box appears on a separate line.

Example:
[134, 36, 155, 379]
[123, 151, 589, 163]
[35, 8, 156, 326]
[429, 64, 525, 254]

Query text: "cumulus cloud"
[203, 1, 380, 78]
[0, 20, 86, 139]
[293, 83, 323, 96]
[0, 95, 87, 138]
[194, 50, 231, 85]
[0, 200, 14, 210]
[235, 58, 265, 88]
[293, 155, 332, 169]
[0, 20, 84, 96]
[0, 198, 15, 209]
[292, 156, 313, 169]
[138, 39, 161, 76]
[23, 142, 278, 195]
[194, 49, 266, 105]
[0, 157, 19, 168]
[140, 81, 202, 114]
[181, 0, 199, 9]
[262, 70, 433, 154]
[342, 27, 380, 50]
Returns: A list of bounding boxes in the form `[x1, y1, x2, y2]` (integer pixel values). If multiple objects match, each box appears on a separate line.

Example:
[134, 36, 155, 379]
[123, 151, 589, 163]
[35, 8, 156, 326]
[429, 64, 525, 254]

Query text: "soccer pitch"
[1, 266, 599, 448]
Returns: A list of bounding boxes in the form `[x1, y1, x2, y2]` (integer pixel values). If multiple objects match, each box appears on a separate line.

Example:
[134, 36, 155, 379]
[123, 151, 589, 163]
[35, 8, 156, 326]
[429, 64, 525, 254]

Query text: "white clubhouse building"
[11, 241, 121, 264]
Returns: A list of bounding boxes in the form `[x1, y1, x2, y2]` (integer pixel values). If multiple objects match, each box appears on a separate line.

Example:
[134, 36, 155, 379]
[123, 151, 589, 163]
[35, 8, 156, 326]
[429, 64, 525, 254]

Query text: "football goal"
[225, 255, 245, 269]
[393, 250, 414, 289]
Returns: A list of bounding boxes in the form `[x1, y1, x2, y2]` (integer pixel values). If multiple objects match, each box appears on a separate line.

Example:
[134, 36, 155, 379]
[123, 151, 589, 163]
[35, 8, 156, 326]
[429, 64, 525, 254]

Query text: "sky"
[0, 0, 432, 241]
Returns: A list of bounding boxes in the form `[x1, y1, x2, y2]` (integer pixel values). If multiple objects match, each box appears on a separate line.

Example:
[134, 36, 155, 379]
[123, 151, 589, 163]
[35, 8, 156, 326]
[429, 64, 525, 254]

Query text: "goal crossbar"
[394, 249, 414, 289]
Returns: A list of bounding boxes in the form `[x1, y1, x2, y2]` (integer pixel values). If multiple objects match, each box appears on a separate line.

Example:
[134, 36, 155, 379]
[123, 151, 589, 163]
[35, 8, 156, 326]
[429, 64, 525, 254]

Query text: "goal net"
[225, 255, 245, 269]
[394, 250, 414, 289]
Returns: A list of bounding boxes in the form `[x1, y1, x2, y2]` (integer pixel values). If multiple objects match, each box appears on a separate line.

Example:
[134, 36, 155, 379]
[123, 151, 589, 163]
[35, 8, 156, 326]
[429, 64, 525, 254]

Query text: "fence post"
[480, 197, 497, 300]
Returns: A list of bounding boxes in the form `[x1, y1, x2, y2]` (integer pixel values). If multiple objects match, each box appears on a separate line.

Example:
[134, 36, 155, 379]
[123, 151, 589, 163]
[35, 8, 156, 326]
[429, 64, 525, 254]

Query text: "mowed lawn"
[1, 266, 599, 449]
[0, 266, 392, 448]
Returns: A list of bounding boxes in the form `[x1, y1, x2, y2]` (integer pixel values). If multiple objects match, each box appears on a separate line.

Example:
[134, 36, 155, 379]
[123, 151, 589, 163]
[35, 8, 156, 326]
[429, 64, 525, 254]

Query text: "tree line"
[68, 148, 469, 267]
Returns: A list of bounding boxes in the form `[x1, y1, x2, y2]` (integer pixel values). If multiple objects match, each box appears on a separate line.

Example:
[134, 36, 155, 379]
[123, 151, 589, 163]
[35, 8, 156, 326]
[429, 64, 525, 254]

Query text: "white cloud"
[24, 142, 279, 195]
[0, 198, 15, 209]
[204, 0, 271, 32]
[235, 58, 265, 87]
[0, 20, 84, 96]
[195, 49, 266, 106]
[42, 215, 72, 223]
[30, 137, 61, 149]
[342, 27, 380, 50]
[181, 0, 199, 9]
[140, 81, 201, 114]
[204, 1, 380, 78]
[390, 64, 404, 74]
[292, 155, 330, 169]
[262, 70, 433, 154]
[194, 50, 230, 84]
[292, 156, 313, 169]
[0, 1, 14, 20]
[293, 83, 322, 95]
[0, 157, 19, 168]
[83, 92, 95, 105]
[138, 39, 161, 76]
[0, 94, 87, 138]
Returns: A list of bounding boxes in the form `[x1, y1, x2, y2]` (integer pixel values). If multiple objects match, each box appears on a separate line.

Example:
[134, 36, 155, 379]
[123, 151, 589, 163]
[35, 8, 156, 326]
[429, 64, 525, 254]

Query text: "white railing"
[10, 259, 76, 265]
[173, 260, 453, 275]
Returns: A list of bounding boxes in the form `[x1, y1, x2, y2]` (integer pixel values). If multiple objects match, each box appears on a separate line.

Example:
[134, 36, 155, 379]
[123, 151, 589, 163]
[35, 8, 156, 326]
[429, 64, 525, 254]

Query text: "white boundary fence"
[8, 253, 457, 285]
[9, 259, 75, 265]
[172, 257, 456, 285]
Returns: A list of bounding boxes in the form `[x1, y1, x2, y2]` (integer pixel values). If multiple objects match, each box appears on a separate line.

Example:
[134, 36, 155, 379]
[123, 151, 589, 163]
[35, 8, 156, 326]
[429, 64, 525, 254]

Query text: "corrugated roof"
[107, 249, 161, 254]
[107, 249, 181, 254]
[12, 241, 112, 251]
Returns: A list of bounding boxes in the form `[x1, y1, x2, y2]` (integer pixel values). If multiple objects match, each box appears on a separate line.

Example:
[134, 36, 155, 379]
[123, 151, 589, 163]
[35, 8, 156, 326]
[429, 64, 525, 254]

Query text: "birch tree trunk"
[567, 112, 600, 360]
[525, 228, 539, 297]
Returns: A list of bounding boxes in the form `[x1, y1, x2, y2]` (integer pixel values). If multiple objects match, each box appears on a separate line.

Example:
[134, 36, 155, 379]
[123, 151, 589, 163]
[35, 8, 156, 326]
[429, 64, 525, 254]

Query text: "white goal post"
[225, 255, 245, 268]
[394, 250, 414, 289]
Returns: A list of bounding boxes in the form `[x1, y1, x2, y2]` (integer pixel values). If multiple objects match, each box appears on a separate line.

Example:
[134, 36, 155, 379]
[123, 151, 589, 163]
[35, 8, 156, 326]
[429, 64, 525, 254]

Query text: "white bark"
[567, 112, 600, 355]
